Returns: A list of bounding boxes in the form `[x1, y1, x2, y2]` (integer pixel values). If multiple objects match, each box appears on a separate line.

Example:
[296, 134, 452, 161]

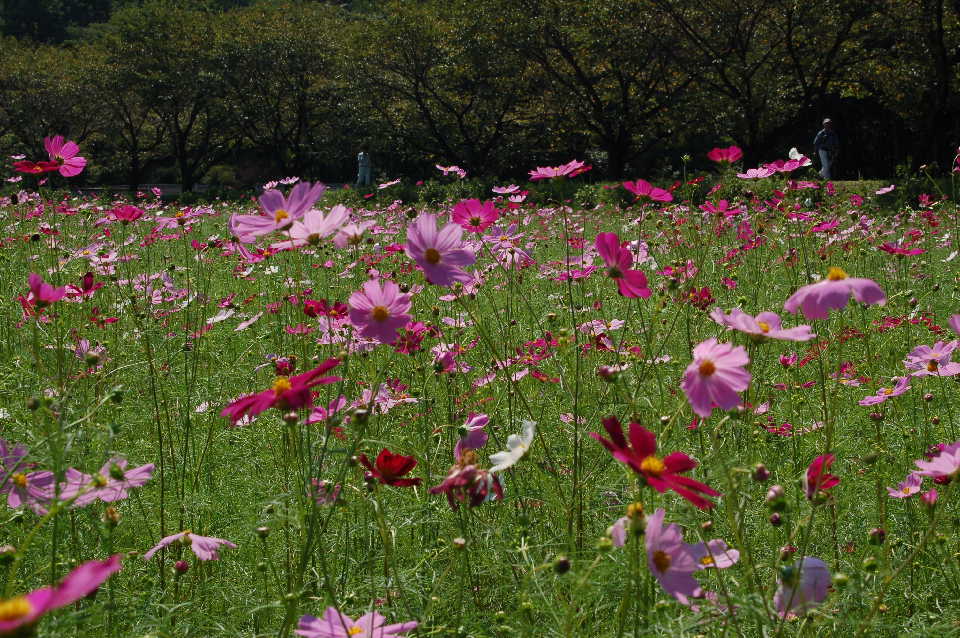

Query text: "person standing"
[813, 118, 840, 180]
[356, 147, 372, 186]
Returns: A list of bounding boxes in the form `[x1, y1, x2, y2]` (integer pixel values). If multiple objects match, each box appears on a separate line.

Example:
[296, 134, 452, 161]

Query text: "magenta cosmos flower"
[143, 531, 237, 561]
[887, 472, 922, 498]
[590, 417, 719, 510]
[774, 557, 831, 617]
[27, 273, 66, 309]
[859, 376, 911, 406]
[220, 358, 341, 425]
[594, 232, 651, 298]
[44, 135, 87, 177]
[348, 279, 412, 345]
[230, 181, 326, 241]
[296, 607, 418, 638]
[452, 198, 498, 233]
[710, 308, 815, 342]
[707, 145, 743, 164]
[623, 179, 673, 202]
[645, 508, 702, 605]
[528, 159, 591, 180]
[0, 554, 121, 635]
[405, 213, 475, 287]
[803, 454, 840, 500]
[784, 267, 886, 320]
[681, 339, 751, 418]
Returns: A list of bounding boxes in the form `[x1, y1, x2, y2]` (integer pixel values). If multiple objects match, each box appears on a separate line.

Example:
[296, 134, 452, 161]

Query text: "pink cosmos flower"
[707, 145, 743, 164]
[681, 339, 751, 418]
[686, 539, 740, 570]
[783, 267, 886, 320]
[904, 341, 960, 377]
[452, 199, 498, 234]
[0, 555, 121, 635]
[405, 213, 476, 287]
[803, 454, 840, 500]
[27, 273, 66, 308]
[220, 358, 341, 424]
[43, 135, 87, 177]
[230, 181, 326, 241]
[887, 472, 922, 498]
[774, 557, 831, 617]
[436, 164, 467, 179]
[859, 376, 911, 406]
[61, 458, 155, 507]
[111, 204, 144, 224]
[270, 205, 350, 251]
[5, 470, 54, 515]
[645, 508, 702, 605]
[709, 308, 815, 341]
[296, 607, 418, 638]
[594, 232, 651, 298]
[143, 531, 237, 561]
[623, 179, 673, 202]
[348, 279, 412, 345]
[334, 221, 375, 248]
[949, 314, 960, 335]
[454, 413, 489, 460]
[492, 184, 520, 194]
[736, 167, 776, 179]
[875, 184, 895, 195]
[914, 440, 960, 479]
[528, 159, 591, 180]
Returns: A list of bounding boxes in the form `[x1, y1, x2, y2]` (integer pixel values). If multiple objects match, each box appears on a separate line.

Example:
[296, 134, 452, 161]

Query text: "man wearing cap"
[813, 118, 840, 180]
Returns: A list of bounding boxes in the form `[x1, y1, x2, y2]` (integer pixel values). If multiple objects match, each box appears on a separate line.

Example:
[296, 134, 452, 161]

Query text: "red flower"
[13, 160, 59, 175]
[803, 454, 840, 500]
[590, 417, 719, 510]
[358, 449, 422, 487]
[220, 358, 340, 425]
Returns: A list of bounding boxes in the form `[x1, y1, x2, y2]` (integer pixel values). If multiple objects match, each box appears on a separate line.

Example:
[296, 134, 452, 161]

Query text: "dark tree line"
[2, 0, 959, 188]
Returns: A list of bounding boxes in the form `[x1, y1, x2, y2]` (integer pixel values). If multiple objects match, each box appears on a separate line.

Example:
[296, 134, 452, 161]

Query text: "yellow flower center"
[700, 555, 715, 566]
[626, 502, 644, 519]
[348, 628, 363, 636]
[882, 388, 893, 395]
[274, 209, 290, 223]
[371, 306, 390, 321]
[757, 321, 771, 333]
[827, 267, 848, 281]
[652, 550, 671, 573]
[12, 473, 27, 488]
[902, 486, 912, 494]
[92, 473, 108, 488]
[640, 455, 666, 476]
[0, 596, 31, 621]
[272, 376, 292, 395]
[424, 248, 442, 264]
[698, 360, 717, 376]
[175, 211, 185, 218]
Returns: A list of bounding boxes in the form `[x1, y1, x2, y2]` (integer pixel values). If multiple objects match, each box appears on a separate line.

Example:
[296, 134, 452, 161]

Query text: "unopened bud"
[174, 560, 190, 575]
[868, 528, 886, 545]
[553, 556, 571, 574]
[753, 463, 770, 482]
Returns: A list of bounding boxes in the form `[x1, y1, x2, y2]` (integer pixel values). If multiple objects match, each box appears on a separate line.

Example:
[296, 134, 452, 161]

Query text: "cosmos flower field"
[2, 142, 960, 637]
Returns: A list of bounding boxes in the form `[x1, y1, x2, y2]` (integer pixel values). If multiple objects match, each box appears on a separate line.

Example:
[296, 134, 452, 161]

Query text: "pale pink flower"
[143, 531, 237, 561]
[709, 308, 815, 341]
[887, 472, 922, 498]
[783, 267, 886, 320]
[859, 376, 911, 406]
[774, 557, 830, 617]
[334, 221, 375, 248]
[681, 339, 751, 418]
[645, 508, 702, 605]
[914, 441, 960, 479]
[348, 279, 412, 345]
[270, 205, 350, 251]
[904, 341, 960, 377]
[296, 607, 417, 638]
[405, 213, 475, 287]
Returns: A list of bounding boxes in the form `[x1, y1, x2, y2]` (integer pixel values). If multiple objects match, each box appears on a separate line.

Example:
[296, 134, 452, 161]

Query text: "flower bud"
[553, 556, 571, 574]
[832, 572, 849, 588]
[596, 537, 614, 553]
[174, 560, 190, 575]
[769, 512, 782, 527]
[753, 463, 770, 482]
[765, 485, 786, 511]
[256, 526, 270, 539]
[862, 556, 878, 572]
[868, 528, 886, 545]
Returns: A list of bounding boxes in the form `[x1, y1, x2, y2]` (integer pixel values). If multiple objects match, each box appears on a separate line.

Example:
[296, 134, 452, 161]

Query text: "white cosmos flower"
[489, 420, 536, 473]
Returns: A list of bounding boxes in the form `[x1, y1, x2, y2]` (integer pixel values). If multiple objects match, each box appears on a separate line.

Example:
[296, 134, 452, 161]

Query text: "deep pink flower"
[44, 135, 86, 177]
[27, 273, 66, 309]
[143, 531, 237, 561]
[13, 160, 59, 175]
[803, 454, 840, 500]
[0, 555, 121, 635]
[429, 463, 503, 510]
[590, 417, 719, 510]
[405, 213, 475, 287]
[681, 339, 751, 418]
[454, 413, 489, 460]
[645, 508, 702, 605]
[528, 159, 591, 181]
[710, 308, 815, 341]
[348, 279, 412, 345]
[65, 272, 104, 300]
[859, 376, 911, 406]
[358, 449, 421, 487]
[220, 358, 341, 424]
[296, 607, 418, 638]
[594, 232, 651, 298]
[774, 557, 830, 617]
[706, 145, 743, 164]
[783, 267, 886, 320]
[623, 179, 673, 202]
[452, 199, 498, 234]
[111, 205, 144, 224]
